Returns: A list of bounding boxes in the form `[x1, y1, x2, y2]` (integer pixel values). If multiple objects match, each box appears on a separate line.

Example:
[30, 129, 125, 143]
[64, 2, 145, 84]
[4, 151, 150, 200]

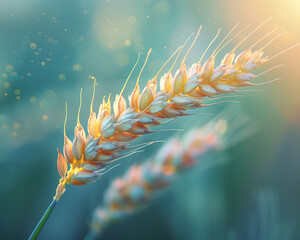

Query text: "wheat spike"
[86, 112, 244, 236]
[53, 22, 296, 201]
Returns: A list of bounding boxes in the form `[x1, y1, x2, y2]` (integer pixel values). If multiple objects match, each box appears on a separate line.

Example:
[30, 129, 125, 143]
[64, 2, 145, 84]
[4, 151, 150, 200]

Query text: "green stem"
[28, 199, 57, 240]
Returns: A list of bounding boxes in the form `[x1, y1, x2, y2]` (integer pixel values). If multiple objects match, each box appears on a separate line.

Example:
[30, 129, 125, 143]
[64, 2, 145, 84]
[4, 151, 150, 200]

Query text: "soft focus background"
[0, 0, 299, 239]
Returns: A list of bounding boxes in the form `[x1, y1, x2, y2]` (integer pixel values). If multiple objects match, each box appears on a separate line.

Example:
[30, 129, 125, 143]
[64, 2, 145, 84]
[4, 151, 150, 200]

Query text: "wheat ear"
[55, 21, 292, 197]
[85, 111, 245, 238]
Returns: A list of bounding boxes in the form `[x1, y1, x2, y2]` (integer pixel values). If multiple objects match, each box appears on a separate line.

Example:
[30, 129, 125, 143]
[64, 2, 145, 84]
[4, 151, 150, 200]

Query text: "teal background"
[0, 0, 299, 239]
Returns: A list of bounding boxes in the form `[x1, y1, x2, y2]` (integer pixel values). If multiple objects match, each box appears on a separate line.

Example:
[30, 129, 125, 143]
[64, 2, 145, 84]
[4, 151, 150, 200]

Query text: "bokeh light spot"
[30, 96, 37, 103]
[13, 123, 20, 130]
[40, 99, 49, 108]
[106, 42, 114, 49]
[132, 34, 143, 44]
[30, 42, 37, 49]
[154, 1, 170, 15]
[47, 37, 54, 43]
[14, 89, 21, 95]
[115, 53, 130, 66]
[134, 43, 145, 53]
[0, 115, 6, 121]
[45, 89, 56, 100]
[124, 40, 131, 47]
[5, 64, 14, 73]
[58, 74, 66, 81]
[72, 64, 82, 71]
[128, 16, 136, 24]
[10, 72, 18, 79]
[4, 82, 10, 88]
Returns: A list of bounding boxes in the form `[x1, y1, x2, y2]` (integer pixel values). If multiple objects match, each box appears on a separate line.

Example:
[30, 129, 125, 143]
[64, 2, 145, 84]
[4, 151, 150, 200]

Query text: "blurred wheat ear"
[85, 109, 252, 238]
[28, 17, 298, 239]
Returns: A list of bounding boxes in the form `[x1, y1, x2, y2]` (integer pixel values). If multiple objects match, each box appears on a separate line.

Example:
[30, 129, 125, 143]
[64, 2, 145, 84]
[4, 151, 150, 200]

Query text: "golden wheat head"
[54, 18, 298, 200]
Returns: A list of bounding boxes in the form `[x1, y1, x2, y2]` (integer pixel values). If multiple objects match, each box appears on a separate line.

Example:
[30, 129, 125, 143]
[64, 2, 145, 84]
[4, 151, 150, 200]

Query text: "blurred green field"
[0, 0, 299, 239]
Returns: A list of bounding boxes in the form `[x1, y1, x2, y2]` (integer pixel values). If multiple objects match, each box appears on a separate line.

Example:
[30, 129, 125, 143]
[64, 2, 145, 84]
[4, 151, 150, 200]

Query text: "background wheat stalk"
[85, 110, 251, 239]
[29, 18, 297, 239]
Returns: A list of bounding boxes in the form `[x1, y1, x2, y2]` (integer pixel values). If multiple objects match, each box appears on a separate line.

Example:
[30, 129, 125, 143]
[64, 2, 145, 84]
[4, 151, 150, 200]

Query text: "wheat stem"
[28, 199, 57, 240]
